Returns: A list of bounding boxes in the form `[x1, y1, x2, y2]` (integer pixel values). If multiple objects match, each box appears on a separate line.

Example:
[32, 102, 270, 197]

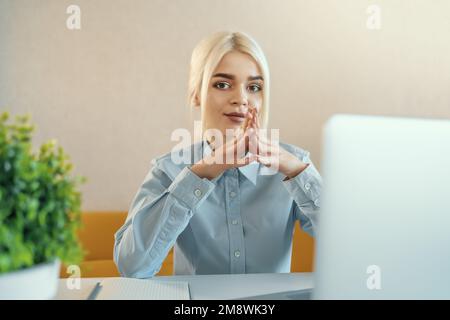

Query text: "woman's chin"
[224, 123, 243, 131]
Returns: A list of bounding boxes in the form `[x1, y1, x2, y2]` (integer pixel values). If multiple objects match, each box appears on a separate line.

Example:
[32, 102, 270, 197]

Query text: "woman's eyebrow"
[212, 73, 264, 81]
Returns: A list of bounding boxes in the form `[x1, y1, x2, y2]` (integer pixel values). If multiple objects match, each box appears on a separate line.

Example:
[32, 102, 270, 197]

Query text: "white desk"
[56, 272, 313, 300]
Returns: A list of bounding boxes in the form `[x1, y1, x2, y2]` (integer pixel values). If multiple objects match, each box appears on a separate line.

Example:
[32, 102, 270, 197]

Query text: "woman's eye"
[214, 82, 231, 90]
[248, 84, 262, 92]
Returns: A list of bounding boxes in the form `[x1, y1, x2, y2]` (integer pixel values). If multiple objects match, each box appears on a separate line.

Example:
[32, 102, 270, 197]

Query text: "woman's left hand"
[245, 107, 309, 179]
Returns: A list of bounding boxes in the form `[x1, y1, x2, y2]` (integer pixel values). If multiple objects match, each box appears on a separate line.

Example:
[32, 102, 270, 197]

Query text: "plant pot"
[0, 259, 61, 299]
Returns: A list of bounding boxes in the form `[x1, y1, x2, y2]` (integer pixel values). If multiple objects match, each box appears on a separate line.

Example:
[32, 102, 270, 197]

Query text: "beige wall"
[1, 0, 449, 211]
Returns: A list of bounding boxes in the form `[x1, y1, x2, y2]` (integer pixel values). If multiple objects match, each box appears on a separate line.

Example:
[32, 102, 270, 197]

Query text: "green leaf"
[0, 111, 85, 273]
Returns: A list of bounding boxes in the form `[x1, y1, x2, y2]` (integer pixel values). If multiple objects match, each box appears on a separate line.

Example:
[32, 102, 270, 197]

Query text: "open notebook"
[88, 277, 190, 300]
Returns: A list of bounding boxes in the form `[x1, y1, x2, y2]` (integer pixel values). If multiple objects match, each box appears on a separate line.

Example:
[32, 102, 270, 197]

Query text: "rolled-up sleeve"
[113, 159, 215, 278]
[282, 150, 323, 237]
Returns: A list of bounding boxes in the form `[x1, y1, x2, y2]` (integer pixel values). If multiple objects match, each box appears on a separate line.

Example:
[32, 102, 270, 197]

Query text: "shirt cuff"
[282, 163, 322, 207]
[168, 166, 216, 210]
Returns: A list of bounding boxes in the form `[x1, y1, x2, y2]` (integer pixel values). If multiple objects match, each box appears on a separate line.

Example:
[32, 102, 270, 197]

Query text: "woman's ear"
[194, 94, 200, 108]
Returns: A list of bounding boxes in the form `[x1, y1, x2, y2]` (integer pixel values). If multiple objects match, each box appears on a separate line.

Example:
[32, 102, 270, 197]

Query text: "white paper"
[94, 277, 190, 300]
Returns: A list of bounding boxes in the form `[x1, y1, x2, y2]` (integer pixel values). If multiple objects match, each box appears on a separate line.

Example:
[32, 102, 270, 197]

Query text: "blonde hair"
[187, 31, 270, 129]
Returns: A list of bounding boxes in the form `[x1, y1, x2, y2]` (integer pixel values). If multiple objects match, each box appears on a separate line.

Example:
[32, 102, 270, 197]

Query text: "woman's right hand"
[190, 106, 259, 180]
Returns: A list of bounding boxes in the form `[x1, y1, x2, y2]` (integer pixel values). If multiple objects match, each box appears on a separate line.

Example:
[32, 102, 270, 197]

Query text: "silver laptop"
[313, 114, 450, 299]
[240, 114, 450, 300]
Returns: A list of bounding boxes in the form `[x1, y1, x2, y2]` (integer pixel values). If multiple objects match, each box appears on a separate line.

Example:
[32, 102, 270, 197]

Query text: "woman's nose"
[230, 86, 249, 106]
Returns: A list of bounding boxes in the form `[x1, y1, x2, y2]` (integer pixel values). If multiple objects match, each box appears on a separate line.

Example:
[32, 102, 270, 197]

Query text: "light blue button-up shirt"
[114, 140, 322, 278]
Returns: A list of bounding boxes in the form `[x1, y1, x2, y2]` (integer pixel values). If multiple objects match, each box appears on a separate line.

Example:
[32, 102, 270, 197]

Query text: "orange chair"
[291, 222, 315, 272]
[60, 211, 314, 278]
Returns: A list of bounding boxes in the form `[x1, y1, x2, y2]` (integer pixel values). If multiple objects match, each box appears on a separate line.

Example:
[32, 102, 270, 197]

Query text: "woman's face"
[200, 50, 264, 137]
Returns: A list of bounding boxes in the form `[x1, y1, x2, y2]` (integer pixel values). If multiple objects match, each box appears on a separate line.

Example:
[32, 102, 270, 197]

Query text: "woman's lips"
[224, 114, 245, 123]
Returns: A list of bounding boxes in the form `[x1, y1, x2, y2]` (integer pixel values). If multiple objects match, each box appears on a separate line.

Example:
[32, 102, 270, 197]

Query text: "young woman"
[114, 31, 323, 278]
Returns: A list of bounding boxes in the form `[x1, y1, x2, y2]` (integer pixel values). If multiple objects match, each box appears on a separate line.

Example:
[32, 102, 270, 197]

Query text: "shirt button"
[234, 250, 241, 258]
[231, 219, 238, 225]
[229, 191, 236, 198]
[194, 189, 202, 197]
[314, 198, 320, 207]
[305, 183, 311, 190]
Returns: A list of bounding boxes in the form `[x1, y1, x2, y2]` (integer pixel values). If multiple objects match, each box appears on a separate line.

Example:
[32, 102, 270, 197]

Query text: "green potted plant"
[0, 112, 85, 299]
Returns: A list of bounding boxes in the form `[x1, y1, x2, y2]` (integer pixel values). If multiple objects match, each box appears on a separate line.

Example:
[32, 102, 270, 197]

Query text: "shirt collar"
[201, 140, 259, 186]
